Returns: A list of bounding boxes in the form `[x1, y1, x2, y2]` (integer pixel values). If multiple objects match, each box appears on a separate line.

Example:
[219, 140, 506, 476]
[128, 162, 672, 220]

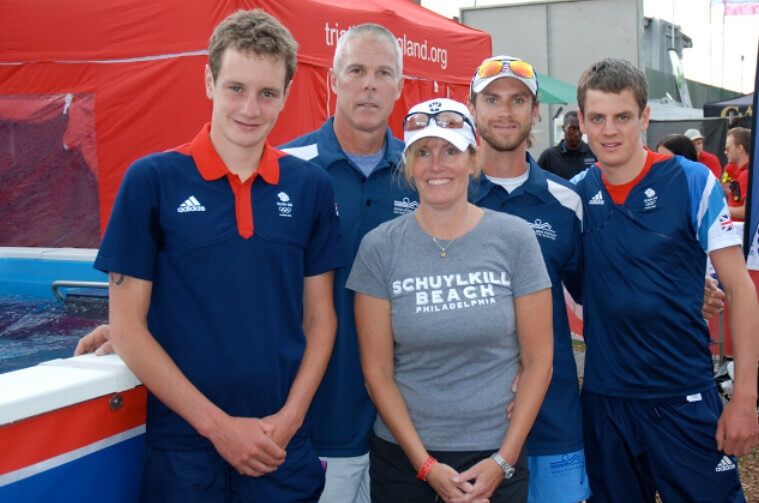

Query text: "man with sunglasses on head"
[467, 55, 590, 503]
[572, 58, 758, 502]
[464, 55, 728, 503]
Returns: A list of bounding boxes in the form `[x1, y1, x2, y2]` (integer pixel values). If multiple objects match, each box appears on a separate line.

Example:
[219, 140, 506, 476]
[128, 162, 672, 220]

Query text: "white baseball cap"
[470, 55, 539, 97]
[403, 98, 477, 153]
[684, 128, 703, 141]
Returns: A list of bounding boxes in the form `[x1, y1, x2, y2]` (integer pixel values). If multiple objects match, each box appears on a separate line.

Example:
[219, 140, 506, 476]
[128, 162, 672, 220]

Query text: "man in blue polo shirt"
[573, 57, 759, 502]
[467, 55, 590, 503]
[77, 22, 416, 502]
[280, 24, 418, 502]
[94, 10, 341, 502]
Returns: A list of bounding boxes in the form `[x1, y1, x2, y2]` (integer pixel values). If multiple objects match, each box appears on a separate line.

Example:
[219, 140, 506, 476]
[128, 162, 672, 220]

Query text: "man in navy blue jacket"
[280, 24, 419, 502]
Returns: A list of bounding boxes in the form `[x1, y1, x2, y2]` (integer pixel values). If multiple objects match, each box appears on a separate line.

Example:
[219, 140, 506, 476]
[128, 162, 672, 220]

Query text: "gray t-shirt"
[346, 209, 551, 451]
[346, 144, 386, 178]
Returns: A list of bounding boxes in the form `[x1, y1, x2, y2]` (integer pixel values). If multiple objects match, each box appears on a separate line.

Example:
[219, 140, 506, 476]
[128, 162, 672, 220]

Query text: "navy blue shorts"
[138, 433, 324, 502]
[582, 387, 745, 503]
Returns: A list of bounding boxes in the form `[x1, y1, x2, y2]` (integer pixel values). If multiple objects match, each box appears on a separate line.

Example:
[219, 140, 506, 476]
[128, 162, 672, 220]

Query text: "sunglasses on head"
[403, 110, 474, 133]
[476, 58, 535, 81]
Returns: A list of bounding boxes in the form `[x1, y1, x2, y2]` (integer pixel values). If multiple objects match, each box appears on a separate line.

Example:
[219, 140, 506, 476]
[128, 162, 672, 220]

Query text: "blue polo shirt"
[95, 124, 342, 449]
[281, 118, 418, 457]
[574, 152, 741, 398]
[469, 154, 584, 456]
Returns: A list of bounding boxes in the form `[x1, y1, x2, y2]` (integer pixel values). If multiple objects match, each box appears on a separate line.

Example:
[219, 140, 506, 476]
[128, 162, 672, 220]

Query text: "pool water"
[0, 295, 107, 374]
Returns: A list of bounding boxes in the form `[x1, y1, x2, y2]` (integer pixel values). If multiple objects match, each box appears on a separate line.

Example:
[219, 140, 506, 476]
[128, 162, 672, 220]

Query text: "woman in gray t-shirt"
[346, 98, 553, 503]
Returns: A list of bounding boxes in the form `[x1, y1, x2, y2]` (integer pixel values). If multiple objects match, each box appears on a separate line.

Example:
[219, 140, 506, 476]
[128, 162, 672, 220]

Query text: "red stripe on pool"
[0, 386, 146, 474]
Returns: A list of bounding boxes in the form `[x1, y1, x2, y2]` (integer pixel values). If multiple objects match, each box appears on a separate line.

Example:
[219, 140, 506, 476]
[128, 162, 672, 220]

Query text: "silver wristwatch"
[490, 452, 516, 479]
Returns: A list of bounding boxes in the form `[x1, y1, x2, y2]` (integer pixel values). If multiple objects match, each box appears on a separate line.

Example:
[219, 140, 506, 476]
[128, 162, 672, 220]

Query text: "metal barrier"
[51, 280, 108, 301]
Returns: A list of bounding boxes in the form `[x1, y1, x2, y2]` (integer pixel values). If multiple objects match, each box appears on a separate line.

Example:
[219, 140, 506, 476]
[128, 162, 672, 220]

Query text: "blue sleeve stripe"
[569, 168, 589, 185]
[695, 174, 718, 230]
[546, 179, 583, 230]
[698, 180, 735, 252]
[280, 143, 319, 161]
[686, 159, 712, 232]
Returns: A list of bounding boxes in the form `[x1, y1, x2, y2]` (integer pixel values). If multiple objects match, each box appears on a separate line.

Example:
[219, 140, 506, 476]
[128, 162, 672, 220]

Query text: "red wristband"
[416, 455, 438, 481]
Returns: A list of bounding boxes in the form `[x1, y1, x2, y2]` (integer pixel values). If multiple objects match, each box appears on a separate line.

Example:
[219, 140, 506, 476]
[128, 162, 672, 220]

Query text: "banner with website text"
[1, 0, 491, 237]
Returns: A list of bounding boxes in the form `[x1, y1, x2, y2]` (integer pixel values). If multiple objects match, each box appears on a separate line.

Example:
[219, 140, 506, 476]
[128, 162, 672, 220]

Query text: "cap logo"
[428, 101, 442, 112]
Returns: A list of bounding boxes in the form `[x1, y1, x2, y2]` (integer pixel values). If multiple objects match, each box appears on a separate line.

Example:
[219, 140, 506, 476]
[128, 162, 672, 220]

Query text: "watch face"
[504, 466, 515, 479]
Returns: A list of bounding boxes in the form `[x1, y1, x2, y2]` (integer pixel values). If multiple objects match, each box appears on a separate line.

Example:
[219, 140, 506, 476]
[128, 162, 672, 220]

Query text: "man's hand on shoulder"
[702, 277, 725, 320]
[74, 324, 115, 356]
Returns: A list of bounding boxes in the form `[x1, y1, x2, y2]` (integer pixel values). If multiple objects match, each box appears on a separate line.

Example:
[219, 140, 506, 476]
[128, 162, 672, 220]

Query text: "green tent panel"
[536, 72, 577, 105]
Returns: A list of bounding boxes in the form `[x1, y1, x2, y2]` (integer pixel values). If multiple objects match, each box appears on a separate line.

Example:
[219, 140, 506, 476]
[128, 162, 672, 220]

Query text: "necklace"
[421, 205, 470, 258]
[432, 237, 456, 258]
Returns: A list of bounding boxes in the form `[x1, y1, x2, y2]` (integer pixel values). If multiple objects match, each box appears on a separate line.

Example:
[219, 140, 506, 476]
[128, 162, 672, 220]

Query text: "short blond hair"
[727, 127, 751, 155]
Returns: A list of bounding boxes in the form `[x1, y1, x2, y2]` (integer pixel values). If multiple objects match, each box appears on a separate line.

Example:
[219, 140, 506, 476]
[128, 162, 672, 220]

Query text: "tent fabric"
[703, 93, 754, 117]
[0, 0, 492, 242]
[535, 72, 577, 105]
[0, 98, 100, 247]
[2, 0, 487, 85]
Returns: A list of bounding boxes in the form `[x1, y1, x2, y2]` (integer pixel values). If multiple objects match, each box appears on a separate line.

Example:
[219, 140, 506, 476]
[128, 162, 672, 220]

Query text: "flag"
[745, 44, 758, 270]
[712, 0, 759, 15]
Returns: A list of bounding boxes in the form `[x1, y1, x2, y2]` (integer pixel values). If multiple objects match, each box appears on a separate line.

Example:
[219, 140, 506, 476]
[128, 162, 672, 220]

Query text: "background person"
[655, 133, 698, 161]
[684, 128, 723, 179]
[537, 111, 597, 180]
[723, 127, 751, 221]
[349, 98, 553, 503]
[93, 10, 341, 501]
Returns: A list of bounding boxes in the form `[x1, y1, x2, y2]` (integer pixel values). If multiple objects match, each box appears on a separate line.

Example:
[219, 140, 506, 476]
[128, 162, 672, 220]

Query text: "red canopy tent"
[0, 0, 491, 246]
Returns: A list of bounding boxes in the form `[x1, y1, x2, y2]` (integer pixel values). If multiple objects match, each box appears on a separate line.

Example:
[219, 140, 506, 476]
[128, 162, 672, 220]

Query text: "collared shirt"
[724, 162, 750, 212]
[95, 124, 343, 450]
[281, 118, 419, 457]
[574, 153, 740, 398]
[175, 123, 282, 238]
[537, 140, 597, 180]
[698, 150, 723, 180]
[469, 153, 585, 456]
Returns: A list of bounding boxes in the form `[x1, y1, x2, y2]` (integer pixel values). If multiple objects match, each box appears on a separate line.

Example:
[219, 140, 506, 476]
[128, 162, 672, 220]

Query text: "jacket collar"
[470, 152, 552, 204]
[188, 123, 280, 184]
[315, 117, 404, 173]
